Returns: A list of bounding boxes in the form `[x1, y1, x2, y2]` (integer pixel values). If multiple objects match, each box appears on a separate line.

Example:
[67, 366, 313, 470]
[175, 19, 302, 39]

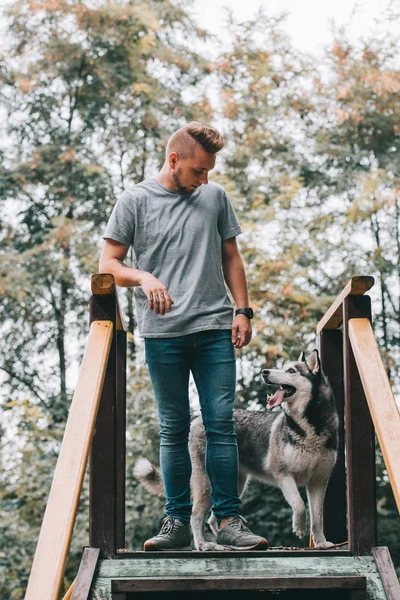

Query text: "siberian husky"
[135, 349, 339, 550]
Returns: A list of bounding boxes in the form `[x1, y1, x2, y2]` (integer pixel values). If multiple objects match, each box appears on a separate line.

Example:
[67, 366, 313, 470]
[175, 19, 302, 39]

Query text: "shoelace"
[227, 516, 250, 531]
[160, 517, 176, 535]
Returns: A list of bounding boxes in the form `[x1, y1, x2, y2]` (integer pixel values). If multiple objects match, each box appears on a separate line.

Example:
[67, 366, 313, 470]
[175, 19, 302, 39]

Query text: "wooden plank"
[112, 576, 366, 592]
[24, 321, 113, 600]
[349, 319, 400, 513]
[71, 547, 100, 600]
[116, 330, 127, 550]
[90, 295, 117, 557]
[372, 547, 400, 600]
[316, 276, 374, 334]
[319, 329, 347, 544]
[343, 296, 377, 555]
[116, 549, 351, 558]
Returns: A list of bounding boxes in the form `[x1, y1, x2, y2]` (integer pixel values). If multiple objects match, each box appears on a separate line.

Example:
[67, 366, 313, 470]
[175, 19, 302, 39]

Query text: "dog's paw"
[293, 511, 306, 539]
[196, 541, 227, 552]
[314, 540, 335, 549]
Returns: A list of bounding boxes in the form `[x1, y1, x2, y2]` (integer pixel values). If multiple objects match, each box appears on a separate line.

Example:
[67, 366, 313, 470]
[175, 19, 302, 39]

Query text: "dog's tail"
[133, 457, 165, 497]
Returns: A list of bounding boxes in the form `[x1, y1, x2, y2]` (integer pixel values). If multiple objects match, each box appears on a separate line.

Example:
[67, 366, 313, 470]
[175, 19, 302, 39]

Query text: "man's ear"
[306, 349, 321, 375]
[169, 151, 179, 169]
[298, 351, 306, 362]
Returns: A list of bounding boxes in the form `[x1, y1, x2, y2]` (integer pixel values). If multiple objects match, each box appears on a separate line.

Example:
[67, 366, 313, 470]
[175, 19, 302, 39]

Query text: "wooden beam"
[91, 273, 127, 332]
[343, 297, 377, 555]
[319, 329, 347, 544]
[116, 330, 127, 550]
[349, 319, 400, 513]
[25, 321, 113, 600]
[316, 276, 374, 334]
[91, 273, 115, 295]
[112, 576, 366, 592]
[89, 294, 118, 556]
[71, 547, 100, 600]
[372, 547, 400, 600]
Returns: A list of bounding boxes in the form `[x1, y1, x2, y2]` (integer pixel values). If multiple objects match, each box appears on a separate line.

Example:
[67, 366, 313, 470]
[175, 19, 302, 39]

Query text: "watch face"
[246, 308, 254, 319]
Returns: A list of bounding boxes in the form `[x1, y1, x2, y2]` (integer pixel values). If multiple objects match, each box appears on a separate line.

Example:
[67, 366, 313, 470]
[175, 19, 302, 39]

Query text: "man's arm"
[221, 237, 252, 348]
[99, 238, 174, 315]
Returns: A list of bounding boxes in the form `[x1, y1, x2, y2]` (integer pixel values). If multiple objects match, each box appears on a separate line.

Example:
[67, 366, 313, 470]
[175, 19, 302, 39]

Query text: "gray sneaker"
[216, 515, 269, 550]
[144, 517, 192, 551]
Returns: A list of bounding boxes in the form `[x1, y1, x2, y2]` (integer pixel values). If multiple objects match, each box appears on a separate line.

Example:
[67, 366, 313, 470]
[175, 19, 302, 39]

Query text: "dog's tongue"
[268, 388, 286, 409]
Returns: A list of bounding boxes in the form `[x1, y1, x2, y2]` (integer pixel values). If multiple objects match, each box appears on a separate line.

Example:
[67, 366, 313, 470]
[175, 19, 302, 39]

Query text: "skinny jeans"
[144, 329, 240, 524]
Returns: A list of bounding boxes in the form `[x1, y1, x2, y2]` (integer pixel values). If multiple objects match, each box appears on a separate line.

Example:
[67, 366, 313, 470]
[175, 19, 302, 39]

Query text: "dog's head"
[261, 349, 321, 409]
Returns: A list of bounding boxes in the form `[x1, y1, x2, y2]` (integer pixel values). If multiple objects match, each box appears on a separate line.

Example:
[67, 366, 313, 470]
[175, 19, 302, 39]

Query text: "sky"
[0, 0, 395, 55]
[191, 0, 395, 56]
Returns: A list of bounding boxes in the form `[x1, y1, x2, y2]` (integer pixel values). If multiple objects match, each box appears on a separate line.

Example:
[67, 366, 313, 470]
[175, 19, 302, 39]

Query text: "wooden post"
[116, 329, 127, 550]
[343, 295, 377, 554]
[90, 279, 118, 557]
[319, 329, 347, 544]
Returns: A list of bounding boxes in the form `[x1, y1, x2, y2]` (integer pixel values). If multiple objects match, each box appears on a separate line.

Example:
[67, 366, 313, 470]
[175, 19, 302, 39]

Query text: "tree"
[0, 0, 215, 595]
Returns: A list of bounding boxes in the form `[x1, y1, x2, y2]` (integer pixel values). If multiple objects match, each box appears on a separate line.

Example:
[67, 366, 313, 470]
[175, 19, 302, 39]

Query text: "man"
[99, 122, 267, 551]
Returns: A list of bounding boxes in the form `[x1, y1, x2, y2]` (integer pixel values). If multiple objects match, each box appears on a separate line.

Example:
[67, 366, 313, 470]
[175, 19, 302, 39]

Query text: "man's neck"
[156, 169, 178, 191]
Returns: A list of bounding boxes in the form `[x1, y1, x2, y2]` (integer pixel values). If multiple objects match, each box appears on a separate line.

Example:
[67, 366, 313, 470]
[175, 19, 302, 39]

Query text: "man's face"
[170, 147, 216, 194]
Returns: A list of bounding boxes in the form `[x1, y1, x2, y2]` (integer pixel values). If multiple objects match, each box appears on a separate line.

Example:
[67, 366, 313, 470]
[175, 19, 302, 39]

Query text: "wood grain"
[91, 273, 127, 331]
[349, 319, 400, 513]
[71, 547, 100, 600]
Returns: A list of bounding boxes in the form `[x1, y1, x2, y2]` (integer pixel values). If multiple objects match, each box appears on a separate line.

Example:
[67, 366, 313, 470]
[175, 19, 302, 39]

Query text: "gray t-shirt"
[103, 177, 242, 338]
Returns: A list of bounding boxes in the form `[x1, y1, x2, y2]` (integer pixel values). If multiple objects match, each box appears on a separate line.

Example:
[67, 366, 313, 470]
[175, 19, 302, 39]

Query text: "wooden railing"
[24, 274, 127, 600]
[25, 273, 399, 599]
[349, 319, 400, 511]
[318, 275, 400, 555]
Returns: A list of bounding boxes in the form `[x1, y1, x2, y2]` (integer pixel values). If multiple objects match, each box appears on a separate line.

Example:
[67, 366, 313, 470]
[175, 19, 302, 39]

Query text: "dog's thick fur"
[134, 349, 339, 550]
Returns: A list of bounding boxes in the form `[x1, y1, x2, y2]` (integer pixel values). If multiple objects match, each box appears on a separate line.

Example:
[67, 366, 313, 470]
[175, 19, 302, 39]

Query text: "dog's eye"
[286, 368, 296, 374]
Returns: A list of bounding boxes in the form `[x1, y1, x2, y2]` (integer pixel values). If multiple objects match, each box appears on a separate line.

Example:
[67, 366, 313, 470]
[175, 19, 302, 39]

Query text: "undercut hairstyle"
[166, 122, 224, 159]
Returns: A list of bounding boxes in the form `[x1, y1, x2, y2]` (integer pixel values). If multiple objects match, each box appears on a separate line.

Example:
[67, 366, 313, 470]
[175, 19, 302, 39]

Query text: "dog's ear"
[298, 351, 306, 362]
[307, 349, 321, 375]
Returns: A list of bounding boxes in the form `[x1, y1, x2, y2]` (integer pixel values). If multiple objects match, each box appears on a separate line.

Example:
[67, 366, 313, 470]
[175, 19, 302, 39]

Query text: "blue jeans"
[144, 329, 240, 524]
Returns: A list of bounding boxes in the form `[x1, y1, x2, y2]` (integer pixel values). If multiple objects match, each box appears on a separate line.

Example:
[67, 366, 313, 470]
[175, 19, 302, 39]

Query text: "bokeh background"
[0, 0, 399, 596]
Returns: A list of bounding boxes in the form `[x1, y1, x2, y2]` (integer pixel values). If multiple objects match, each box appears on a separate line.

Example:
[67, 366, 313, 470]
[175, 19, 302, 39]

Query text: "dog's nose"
[262, 369, 269, 376]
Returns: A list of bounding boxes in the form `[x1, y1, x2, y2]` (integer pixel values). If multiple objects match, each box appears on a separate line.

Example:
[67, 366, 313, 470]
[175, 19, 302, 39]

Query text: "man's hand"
[232, 314, 252, 349]
[140, 273, 174, 315]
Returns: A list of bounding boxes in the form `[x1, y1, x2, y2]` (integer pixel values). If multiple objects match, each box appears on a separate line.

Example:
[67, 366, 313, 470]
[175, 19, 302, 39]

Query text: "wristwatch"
[235, 307, 254, 319]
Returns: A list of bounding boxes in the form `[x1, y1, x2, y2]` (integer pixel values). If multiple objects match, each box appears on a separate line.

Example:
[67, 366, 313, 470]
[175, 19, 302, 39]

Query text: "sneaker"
[144, 516, 192, 551]
[216, 515, 269, 550]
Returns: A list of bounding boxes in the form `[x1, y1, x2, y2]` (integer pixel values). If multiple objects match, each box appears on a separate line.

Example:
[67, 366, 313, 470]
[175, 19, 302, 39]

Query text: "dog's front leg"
[191, 509, 227, 551]
[278, 476, 306, 539]
[191, 486, 227, 551]
[306, 476, 333, 549]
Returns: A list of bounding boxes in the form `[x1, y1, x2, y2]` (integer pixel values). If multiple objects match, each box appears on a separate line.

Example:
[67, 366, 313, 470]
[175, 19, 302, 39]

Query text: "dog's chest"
[279, 432, 333, 484]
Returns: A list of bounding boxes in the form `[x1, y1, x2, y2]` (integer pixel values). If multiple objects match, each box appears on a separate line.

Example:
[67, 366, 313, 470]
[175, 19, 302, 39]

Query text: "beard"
[172, 168, 193, 194]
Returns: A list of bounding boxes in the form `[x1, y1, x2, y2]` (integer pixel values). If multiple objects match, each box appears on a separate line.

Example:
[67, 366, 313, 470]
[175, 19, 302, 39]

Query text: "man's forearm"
[222, 255, 249, 308]
[99, 258, 148, 288]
